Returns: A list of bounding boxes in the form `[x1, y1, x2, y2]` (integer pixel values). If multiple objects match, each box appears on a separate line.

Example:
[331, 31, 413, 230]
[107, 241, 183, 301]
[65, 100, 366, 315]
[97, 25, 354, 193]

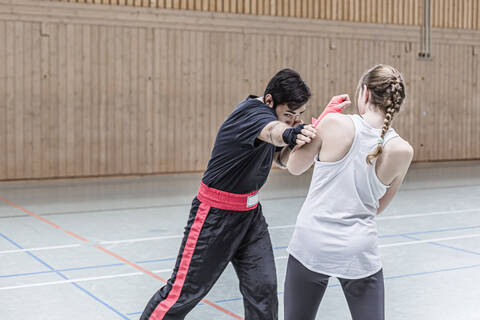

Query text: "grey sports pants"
[284, 255, 384, 320]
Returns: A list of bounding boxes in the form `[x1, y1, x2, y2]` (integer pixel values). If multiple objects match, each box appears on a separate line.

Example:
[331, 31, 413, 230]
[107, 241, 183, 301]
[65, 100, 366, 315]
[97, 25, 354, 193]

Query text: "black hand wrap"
[282, 124, 305, 149]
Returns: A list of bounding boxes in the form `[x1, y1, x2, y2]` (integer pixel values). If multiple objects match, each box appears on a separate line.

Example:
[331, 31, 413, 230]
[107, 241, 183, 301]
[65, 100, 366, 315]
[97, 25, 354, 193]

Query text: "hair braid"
[366, 107, 396, 165]
[366, 74, 404, 165]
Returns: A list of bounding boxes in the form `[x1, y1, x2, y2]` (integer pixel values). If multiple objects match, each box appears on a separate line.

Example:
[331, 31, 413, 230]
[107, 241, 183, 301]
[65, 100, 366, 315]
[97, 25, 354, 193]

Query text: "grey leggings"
[284, 255, 384, 320]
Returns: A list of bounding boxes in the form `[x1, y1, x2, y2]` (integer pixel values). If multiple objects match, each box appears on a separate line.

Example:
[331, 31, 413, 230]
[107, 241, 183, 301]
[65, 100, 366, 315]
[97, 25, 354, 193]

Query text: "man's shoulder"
[236, 96, 267, 109]
[232, 96, 275, 118]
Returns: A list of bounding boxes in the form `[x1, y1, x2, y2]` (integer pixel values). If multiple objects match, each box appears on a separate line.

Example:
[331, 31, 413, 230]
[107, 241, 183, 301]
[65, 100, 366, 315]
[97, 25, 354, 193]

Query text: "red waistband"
[197, 182, 259, 211]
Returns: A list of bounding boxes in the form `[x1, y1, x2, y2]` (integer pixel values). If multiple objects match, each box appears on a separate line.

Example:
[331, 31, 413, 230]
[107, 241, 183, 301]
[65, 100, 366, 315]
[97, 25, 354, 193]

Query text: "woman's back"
[317, 112, 412, 188]
[287, 113, 404, 279]
[284, 64, 414, 320]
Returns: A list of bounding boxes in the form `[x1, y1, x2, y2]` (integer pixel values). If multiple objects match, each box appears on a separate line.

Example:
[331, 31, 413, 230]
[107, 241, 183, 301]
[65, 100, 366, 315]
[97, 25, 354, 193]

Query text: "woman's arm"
[287, 127, 322, 175]
[286, 95, 352, 175]
[377, 142, 414, 214]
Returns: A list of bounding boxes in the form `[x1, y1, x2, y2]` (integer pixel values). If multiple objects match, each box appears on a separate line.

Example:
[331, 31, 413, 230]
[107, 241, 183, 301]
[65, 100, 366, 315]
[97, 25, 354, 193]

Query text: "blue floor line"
[0, 270, 54, 279]
[3, 223, 480, 280]
[400, 225, 480, 237]
[134, 257, 177, 264]
[193, 262, 480, 311]
[401, 234, 480, 256]
[128, 260, 480, 314]
[0, 233, 129, 320]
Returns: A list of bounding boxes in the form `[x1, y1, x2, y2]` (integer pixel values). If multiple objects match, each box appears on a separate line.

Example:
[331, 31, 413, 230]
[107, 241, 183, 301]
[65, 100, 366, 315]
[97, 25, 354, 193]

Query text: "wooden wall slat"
[5, 21, 15, 179]
[90, 25, 100, 174]
[23, 23, 33, 178]
[1, 2, 480, 179]
[50, 23, 59, 177]
[14, 22, 24, 179]
[57, 23, 66, 176]
[0, 21, 5, 178]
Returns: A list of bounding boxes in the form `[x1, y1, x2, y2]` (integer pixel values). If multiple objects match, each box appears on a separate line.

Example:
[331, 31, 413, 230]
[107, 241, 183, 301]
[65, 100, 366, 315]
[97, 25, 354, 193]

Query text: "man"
[141, 69, 316, 320]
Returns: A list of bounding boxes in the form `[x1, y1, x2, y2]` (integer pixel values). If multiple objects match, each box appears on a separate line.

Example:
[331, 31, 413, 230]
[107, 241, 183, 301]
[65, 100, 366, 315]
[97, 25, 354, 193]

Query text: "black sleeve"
[233, 103, 278, 147]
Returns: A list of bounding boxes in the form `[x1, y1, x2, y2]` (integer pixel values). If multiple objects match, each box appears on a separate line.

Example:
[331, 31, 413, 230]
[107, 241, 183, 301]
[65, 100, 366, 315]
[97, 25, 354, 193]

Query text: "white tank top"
[287, 114, 399, 279]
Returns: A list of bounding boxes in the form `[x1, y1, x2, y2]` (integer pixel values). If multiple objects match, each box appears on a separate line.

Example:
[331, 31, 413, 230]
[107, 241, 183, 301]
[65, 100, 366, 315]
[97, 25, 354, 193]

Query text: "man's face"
[275, 104, 306, 127]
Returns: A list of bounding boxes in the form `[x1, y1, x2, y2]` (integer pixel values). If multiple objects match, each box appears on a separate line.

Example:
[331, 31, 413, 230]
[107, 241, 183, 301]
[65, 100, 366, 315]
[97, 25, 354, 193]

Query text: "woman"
[285, 64, 414, 320]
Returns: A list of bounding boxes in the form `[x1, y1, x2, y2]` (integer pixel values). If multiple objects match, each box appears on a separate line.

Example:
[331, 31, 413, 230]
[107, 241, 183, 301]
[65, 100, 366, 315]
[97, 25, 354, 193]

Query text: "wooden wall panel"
[0, 0, 479, 179]
[42, 0, 480, 30]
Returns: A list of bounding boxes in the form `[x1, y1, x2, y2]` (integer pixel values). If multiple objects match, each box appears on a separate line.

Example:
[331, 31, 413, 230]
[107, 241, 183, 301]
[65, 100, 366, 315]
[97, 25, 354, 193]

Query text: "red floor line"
[64, 230, 89, 242]
[0, 197, 61, 229]
[95, 245, 168, 282]
[202, 300, 245, 320]
[1, 196, 245, 320]
[95, 246, 245, 319]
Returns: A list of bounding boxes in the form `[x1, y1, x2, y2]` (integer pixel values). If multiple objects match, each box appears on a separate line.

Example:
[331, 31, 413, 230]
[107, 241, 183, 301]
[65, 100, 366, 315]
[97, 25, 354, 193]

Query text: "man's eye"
[284, 114, 293, 118]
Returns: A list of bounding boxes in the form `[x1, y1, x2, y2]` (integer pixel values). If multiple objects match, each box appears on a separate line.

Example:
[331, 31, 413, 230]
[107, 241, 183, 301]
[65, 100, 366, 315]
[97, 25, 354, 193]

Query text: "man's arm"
[274, 146, 292, 169]
[257, 121, 316, 147]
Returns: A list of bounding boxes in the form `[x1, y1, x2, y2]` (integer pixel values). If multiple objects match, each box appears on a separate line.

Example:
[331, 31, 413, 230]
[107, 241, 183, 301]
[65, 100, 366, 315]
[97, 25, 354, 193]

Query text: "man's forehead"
[286, 106, 306, 114]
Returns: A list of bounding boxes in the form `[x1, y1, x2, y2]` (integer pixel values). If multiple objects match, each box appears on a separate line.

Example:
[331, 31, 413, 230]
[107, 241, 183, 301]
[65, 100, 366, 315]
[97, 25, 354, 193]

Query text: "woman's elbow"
[288, 168, 302, 176]
[287, 164, 304, 176]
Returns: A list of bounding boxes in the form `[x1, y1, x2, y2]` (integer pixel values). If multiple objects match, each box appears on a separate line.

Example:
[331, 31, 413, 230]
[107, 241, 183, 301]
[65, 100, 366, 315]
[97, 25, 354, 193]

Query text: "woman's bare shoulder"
[383, 135, 414, 165]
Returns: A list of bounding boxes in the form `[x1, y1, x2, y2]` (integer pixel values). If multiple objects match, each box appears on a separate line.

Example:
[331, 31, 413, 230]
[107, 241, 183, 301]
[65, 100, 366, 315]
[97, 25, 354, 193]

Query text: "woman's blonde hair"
[356, 65, 406, 165]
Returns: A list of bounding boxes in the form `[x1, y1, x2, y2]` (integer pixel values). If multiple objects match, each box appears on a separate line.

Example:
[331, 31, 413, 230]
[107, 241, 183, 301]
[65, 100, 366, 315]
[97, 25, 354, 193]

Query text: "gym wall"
[0, 0, 479, 179]
[43, 0, 479, 30]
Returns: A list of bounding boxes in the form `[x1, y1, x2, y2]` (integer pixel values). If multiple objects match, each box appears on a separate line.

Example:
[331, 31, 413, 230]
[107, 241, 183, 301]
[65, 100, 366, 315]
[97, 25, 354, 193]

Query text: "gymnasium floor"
[1, 161, 479, 320]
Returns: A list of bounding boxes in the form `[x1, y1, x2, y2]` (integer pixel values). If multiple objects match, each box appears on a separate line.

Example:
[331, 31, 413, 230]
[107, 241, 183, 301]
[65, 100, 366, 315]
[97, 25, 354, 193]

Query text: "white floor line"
[99, 208, 480, 243]
[3, 233, 480, 290]
[1, 208, 478, 255]
[268, 225, 295, 230]
[270, 208, 480, 229]
[0, 268, 171, 291]
[376, 208, 480, 220]
[379, 233, 480, 248]
[100, 234, 183, 244]
[0, 244, 82, 255]
[274, 233, 480, 260]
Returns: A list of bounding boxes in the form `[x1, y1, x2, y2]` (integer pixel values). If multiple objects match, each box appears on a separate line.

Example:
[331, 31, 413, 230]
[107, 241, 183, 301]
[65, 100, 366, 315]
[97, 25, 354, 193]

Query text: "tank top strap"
[383, 128, 399, 146]
[349, 114, 363, 131]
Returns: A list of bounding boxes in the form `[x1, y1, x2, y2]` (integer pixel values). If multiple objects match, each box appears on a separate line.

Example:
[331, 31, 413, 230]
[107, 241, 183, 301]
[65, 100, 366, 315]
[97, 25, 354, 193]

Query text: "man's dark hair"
[264, 68, 311, 110]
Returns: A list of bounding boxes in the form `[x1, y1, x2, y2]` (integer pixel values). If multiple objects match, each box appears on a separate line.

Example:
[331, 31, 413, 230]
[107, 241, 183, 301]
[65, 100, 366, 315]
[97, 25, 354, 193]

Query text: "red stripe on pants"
[149, 202, 211, 320]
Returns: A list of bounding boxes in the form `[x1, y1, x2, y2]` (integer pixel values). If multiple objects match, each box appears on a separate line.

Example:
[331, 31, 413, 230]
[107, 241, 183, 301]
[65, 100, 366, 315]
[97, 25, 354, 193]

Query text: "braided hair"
[356, 65, 406, 165]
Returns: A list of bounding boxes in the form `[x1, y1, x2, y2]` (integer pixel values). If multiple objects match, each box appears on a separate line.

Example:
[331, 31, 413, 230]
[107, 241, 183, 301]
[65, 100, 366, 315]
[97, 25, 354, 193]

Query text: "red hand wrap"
[312, 97, 346, 128]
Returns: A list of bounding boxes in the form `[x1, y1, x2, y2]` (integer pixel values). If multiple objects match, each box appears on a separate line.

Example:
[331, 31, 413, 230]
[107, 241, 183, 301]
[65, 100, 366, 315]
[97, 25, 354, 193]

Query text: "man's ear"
[264, 94, 274, 107]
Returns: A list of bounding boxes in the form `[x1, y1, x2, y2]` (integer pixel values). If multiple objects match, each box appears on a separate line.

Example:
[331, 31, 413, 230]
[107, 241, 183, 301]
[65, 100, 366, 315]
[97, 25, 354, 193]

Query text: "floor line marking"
[0, 233, 129, 319]
[379, 233, 480, 248]
[0, 268, 171, 291]
[0, 196, 244, 320]
[274, 233, 480, 260]
[0, 196, 61, 229]
[100, 234, 183, 244]
[1, 184, 478, 219]
[0, 244, 82, 254]
[376, 208, 480, 220]
[401, 234, 480, 256]
[64, 230, 89, 242]
[2, 220, 480, 255]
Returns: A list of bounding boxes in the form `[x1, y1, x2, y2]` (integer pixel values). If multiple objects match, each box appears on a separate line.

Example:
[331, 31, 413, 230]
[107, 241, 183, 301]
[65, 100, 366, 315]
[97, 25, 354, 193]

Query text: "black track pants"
[140, 197, 278, 320]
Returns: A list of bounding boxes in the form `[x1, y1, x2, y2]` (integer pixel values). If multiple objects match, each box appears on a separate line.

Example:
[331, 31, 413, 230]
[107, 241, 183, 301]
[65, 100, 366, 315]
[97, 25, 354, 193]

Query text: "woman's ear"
[363, 85, 369, 104]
